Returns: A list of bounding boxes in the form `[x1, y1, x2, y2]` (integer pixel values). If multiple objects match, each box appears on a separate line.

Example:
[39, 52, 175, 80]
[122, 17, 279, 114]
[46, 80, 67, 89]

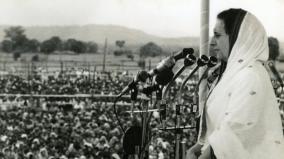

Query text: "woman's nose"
[210, 37, 217, 46]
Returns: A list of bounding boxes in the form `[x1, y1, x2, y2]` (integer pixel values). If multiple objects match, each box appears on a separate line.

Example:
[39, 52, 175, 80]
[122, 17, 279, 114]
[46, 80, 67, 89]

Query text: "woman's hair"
[213, 9, 247, 80]
[217, 8, 247, 54]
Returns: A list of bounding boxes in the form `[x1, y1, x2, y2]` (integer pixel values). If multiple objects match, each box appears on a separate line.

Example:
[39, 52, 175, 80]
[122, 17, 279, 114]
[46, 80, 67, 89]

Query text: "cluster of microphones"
[116, 48, 218, 100]
[117, 48, 219, 158]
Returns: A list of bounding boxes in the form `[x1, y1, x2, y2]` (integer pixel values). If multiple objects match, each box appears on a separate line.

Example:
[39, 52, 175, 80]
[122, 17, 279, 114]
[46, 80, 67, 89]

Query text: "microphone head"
[207, 56, 218, 67]
[183, 48, 194, 55]
[155, 68, 174, 86]
[197, 55, 209, 66]
[184, 54, 196, 66]
[174, 48, 194, 61]
[141, 84, 160, 96]
[135, 70, 149, 83]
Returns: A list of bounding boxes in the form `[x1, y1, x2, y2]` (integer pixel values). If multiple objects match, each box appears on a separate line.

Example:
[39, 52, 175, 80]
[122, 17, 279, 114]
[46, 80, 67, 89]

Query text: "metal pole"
[148, 59, 151, 71]
[199, 0, 210, 115]
[88, 62, 91, 81]
[103, 38, 108, 72]
[3, 62, 6, 72]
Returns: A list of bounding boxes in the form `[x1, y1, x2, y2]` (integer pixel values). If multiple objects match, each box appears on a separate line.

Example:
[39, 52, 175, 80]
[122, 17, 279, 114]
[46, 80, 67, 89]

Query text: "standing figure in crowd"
[187, 8, 284, 159]
[266, 36, 284, 135]
[265, 36, 283, 96]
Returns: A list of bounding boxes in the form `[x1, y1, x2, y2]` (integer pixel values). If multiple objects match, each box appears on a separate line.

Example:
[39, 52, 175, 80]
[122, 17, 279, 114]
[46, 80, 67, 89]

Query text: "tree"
[73, 40, 86, 53]
[138, 59, 146, 69]
[13, 52, 21, 61]
[1, 40, 13, 52]
[31, 54, 39, 62]
[86, 42, 98, 53]
[140, 42, 163, 57]
[4, 26, 25, 41]
[63, 39, 87, 53]
[125, 50, 134, 61]
[113, 50, 124, 56]
[40, 36, 63, 54]
[115, 40, 125, 49]
[25, 39, 40, 52]
[127, 54, 134, 61]
[49, 36, 62, 51]
[41, 39, 56, 54]
[4, 26, 29, 52]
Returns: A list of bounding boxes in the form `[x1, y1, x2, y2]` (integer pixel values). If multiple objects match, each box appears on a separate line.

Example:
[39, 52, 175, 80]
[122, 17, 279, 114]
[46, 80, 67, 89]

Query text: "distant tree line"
[139, 42, 163, 57]
[0, 26, 98, 54]
[113, 40, 163, 58]
[1, 26, 167, 63]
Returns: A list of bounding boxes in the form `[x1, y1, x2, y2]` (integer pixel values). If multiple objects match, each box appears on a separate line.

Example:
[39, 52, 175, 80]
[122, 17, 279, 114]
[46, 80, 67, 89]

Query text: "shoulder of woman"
[238, 66, 260, 81]
[240, 60, 268, 77]
[232, 64, 266, 91]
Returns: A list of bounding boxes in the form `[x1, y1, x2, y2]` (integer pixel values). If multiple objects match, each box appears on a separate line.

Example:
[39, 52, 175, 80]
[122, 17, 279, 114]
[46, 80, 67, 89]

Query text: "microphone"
[207, 56, 218, 68]
[117, 70, 149, 99]
[176, 55, 210, 101]
[191, 56, 218, 114]
[161, 54, 197, 99]
[184, 54, 197, 66]
[141, 84, 160, 96]
[194, 56, 218, 91]
[197, 55, 209, 67]
[118, 48, 194, 98]
[173, 48, 195, 61]
[148, 48, 194, 77]
[150, 48, 194, 85]
[198, 56, 218, 82]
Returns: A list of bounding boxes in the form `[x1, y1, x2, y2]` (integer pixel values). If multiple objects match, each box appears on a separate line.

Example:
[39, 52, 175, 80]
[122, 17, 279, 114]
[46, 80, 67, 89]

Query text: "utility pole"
[199, 0, 210, 114]
[103, 38, 108, 72]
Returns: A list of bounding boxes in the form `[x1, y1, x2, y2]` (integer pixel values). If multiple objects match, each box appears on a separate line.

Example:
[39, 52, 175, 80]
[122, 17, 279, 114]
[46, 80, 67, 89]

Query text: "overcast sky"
[0, 0, 283, 40]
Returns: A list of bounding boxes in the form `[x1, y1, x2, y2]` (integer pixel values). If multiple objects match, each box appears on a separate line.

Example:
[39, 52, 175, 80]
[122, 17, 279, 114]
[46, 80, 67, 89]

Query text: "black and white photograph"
[0, 0, 283, 159]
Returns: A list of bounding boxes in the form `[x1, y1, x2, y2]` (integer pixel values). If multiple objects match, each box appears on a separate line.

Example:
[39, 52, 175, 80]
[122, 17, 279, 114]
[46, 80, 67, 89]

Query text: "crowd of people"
[0, 71, 131, 95]
[0, 69, 283, 158]
[0, 71, 199, 159]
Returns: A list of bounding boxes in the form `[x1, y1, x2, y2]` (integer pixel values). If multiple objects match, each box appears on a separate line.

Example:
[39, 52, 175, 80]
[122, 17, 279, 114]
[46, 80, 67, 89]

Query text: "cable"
[113, 98, 126, 134]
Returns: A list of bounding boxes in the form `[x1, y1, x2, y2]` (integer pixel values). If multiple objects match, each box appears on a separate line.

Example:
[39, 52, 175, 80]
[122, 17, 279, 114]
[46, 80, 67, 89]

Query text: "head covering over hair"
[213, 9, 247, 82]
[217, 8, 247, 54]
[199, 10, 284, 159]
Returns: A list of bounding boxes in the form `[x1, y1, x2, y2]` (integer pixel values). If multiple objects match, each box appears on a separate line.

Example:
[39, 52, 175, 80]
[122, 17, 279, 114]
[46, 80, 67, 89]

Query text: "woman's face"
[211, 19, 230, 61]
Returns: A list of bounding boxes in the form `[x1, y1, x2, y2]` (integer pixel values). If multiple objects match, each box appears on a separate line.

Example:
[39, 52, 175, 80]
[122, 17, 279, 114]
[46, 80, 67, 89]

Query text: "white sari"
[199, 12, 284, 159]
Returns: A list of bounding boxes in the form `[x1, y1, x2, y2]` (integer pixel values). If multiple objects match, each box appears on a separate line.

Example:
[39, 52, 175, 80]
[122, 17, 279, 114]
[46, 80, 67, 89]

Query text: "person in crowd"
[265, 36, 283, 95]
[0, 70, 199, 158]
[187, 8, 284, 159]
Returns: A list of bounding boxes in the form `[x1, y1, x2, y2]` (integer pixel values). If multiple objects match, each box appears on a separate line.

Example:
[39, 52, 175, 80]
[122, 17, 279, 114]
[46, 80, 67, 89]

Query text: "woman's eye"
[215, 34, 221, 38]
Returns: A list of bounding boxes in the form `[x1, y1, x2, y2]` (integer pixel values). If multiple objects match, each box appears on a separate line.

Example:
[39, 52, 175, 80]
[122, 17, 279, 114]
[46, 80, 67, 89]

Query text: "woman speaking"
[187, 8, 284, 159]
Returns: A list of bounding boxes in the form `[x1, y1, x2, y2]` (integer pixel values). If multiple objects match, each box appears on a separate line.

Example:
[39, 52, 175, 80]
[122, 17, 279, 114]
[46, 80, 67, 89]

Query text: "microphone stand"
[177, 55, 210, 105]
[159, 55, 199, 159]
[174, 66, 199, 159]
[173, 55, 209, 159]
[160, 54, 196, 130]
[162, 54, 196, 100]
[120, 50, 197, 159]
[160, 54, 196, 128]
[128, 82, 159, 159]
[131, 86, 138, 118]
[192, 56, 218, 116]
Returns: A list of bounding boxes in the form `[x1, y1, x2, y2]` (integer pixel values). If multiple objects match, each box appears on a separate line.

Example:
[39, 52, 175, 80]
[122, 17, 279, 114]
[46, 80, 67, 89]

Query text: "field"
[1, 49, 284, 78]
[0, 52, 168, 75]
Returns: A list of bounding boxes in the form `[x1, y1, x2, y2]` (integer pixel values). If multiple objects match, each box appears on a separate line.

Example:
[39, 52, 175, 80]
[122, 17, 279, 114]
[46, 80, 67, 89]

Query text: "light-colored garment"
[198, 12, 284, 159]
